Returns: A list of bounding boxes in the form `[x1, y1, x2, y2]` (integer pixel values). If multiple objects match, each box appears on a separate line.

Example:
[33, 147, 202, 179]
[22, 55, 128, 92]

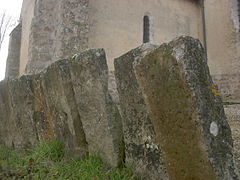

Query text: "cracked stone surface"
[115, 36, 239, 180]
[0, 49, 123, 167]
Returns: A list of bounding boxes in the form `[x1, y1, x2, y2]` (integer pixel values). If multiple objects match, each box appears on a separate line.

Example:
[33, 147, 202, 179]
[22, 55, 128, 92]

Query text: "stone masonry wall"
[25, 0, 57, 74]
[224, 104, 240, 171]
[25, 0, 89, 74]
[212, 74, 240, 102]
[19, 0, 35, 74]
[18, 0, 202, 74]
[205, 0, 240, 99]
[53, 0, 89, 61]
[5, 23, 22, 78]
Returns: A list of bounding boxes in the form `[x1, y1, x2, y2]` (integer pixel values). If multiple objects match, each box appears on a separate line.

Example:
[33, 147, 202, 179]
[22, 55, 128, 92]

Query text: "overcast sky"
[0, 0, 23, 80]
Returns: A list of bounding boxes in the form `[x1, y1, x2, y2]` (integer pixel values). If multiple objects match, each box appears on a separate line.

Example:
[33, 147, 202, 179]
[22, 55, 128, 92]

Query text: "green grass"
[0, 139, 138, 180]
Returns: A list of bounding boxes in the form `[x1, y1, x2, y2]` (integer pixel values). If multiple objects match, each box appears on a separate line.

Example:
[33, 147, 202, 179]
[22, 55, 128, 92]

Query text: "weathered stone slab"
[115, 37, 239, 180]
[0, 49, 123, 167]
[68, 49, 123, 166]
[31, 62, 88, 157]
[115, 44, 169, 180]
[0, 76, 38, 148]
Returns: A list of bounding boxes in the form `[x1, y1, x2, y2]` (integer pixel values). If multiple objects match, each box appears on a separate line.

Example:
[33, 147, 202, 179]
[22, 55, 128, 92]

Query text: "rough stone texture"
[224, 104, 240, 171]
[5, 23, 22, 78]
[115, 44, 169, 180]
[115, 37, 240, 180]
[25, 0, 57, 74]
[210, 73, 240, 172]
[0, 76, 38, 148]
[25, 0, 89, 74]
[211, 74, 240, 104]
[54, 0, 89, 61]
[108, 71, 119, 105]
[0, 49, 123, 167]
[67, 49, 123, 166]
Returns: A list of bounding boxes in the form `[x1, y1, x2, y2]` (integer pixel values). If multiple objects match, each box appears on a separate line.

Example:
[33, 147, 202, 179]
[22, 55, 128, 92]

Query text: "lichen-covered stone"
[132, 36, 239, 180]
[0, 76, 38, 148]
[0, 49, 123, 167]
[67, 49, 123, 166]
[114, 44, 169, 180]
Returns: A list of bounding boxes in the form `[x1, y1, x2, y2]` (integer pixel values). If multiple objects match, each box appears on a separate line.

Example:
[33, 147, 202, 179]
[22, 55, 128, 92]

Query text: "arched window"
[143, 15, 150, 43]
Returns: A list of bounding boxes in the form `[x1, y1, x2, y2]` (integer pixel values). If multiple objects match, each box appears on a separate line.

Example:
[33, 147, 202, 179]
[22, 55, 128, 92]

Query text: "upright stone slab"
[0, 76, 38, 148]
[115, 44, 169, 180]
[69, 49, 123, 167]
[30, 49, 123, 165]
[31, 61, 89, 157]
[132, 37, 239, 180]
[0, 49, 123, 167]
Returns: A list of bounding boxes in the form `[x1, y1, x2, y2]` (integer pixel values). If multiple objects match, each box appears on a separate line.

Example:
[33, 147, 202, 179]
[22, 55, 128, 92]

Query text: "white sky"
[0, 0, 23, 80]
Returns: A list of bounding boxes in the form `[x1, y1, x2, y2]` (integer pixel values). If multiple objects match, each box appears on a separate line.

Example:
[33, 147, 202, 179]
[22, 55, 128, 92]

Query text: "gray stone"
[114, 43, 169, 180]
[115, 36, 240, 179]
[0, 76, 38, 148]
[67, 49, 123, 166]
[0, 49, 123, 167]
[108, 71, 120, 105]
[25, 0, 89, 74]
[132, 36, 239, 180]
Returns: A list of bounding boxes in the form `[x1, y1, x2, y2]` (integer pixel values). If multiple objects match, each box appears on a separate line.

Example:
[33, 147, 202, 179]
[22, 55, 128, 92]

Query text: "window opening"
[143, 15, 150, 43]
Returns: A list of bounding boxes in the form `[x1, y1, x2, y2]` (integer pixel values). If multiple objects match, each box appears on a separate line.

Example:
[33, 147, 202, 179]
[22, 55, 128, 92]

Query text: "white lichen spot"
[210, 122, 218, 137]
[172, 44, 185, 60]
[96, 51, 101, 57]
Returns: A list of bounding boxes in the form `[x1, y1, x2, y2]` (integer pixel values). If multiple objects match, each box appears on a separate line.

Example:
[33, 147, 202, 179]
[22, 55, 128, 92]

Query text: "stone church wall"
[19, 0, 35, 74]
[18, 0, 202, 74]
[88, 0, 202, 70]
[25, 0, 90, 74]
[13, 0, 240, 99]
[5, 23, 22, 78]
[205, 0, 240, 100]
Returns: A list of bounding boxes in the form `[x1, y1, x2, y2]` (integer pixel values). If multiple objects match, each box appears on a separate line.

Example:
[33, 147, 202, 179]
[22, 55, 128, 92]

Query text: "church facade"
[5, 0, 240, 99]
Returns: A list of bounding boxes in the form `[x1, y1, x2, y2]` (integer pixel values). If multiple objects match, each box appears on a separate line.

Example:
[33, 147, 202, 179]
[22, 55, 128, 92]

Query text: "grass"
[0, 139, 138, 180]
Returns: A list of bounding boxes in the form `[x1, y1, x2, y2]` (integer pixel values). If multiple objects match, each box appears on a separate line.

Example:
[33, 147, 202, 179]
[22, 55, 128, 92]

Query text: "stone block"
[115, 43, 169, 180]
[115, 37, 240, 179]
[0, 49, 123, 167]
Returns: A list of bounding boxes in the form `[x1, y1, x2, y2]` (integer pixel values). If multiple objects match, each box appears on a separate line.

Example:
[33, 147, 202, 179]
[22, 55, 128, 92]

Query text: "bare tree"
[0, 11, 14, 51]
